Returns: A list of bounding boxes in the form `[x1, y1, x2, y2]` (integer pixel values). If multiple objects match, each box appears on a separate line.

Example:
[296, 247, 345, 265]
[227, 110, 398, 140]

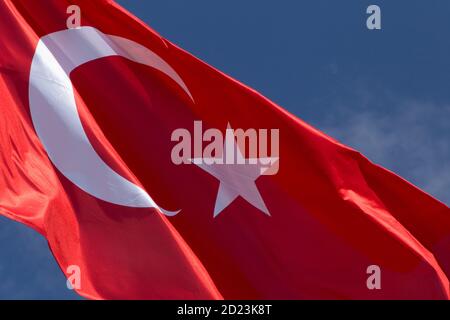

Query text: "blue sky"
[0, 0, 449, 299]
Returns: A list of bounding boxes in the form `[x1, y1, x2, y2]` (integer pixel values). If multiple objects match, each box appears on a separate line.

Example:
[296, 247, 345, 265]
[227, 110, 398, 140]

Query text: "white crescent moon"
[29, 27, 190, 215]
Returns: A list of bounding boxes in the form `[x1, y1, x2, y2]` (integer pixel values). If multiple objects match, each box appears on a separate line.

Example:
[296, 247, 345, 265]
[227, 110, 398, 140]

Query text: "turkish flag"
[0, 0, 449, 299]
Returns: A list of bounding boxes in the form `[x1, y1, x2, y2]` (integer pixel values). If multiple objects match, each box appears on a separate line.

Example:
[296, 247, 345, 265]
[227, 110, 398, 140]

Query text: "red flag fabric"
[0, 0, 449, 299]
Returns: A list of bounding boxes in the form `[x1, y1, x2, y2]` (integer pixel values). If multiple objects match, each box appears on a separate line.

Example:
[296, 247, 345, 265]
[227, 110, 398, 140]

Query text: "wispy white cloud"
[317, 89, 450, 206]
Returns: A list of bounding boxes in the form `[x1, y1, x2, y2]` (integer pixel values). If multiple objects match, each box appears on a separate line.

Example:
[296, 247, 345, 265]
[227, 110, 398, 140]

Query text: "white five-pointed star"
[191, 125, 278, 217]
